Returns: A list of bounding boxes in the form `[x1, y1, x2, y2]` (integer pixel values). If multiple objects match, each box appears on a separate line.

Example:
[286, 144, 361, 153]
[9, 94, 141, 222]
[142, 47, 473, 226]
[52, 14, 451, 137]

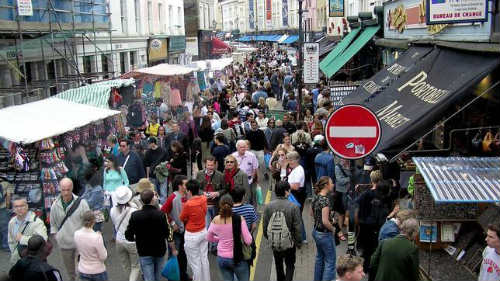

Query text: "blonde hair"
[370, 170, 383, 185]
[314, 176, 331, 194]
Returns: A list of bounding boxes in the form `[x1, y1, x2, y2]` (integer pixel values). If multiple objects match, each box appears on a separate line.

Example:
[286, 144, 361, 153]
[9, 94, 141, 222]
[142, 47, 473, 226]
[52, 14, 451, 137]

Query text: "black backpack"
[369, 194, 390, 228]
[127, 103, 145, 127]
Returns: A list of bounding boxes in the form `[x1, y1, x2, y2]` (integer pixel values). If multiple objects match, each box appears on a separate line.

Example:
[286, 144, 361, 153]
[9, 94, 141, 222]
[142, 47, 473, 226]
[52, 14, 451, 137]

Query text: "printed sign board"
[17, 0, 33, 16]
[426, 0, 488, 25]
[303, 43, 319, 84]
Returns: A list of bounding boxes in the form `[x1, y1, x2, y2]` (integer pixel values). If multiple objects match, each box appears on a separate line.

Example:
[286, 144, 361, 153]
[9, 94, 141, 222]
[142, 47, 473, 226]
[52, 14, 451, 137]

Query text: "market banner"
[148, 39, 168, 63]
[329, 0, 344, 17]
[282, 0, 288, 26]
[343, 46, 434, 105]
[266, 0, 272, 28]
[343, 46, 500, 153]
[249, 0, 255, 29]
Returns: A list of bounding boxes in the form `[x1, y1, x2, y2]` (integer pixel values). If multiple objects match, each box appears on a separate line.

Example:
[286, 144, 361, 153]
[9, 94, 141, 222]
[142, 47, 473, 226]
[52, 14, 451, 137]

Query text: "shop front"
[148, 38, 168, 66]
[168, 36, 186, 64]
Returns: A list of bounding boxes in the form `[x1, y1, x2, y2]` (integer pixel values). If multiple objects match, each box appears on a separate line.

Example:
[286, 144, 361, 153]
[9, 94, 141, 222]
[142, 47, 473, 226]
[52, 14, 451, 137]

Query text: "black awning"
[318, 37, 339, 57]
[343, 46, 500, 153]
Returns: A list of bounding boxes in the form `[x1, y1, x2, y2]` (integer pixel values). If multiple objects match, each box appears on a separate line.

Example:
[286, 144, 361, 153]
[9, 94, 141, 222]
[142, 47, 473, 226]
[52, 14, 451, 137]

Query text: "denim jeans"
[79, 271, 108, 281]
[217, 256, 249, 281]
[139, 256, 164, 281]
[312, 230, 336, 281]
[152, 178, 168, 205]
[206, 205, 218, 251]
[0, 208, 11, 250]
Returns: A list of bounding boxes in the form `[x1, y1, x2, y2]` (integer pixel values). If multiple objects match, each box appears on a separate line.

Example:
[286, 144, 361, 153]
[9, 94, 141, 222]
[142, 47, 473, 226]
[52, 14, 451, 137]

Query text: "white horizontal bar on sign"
[329, 126, 377, 138]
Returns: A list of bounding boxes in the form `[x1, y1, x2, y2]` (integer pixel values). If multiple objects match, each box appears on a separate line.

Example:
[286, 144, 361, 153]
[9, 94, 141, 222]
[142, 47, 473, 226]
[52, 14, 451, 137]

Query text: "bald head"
[60, 178, 74, 202]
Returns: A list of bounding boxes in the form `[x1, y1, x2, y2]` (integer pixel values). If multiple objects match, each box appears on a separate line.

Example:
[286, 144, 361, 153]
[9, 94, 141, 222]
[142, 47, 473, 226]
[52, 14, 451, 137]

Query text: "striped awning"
[413, 157, 500, 203]
[55, 79, 135, 109]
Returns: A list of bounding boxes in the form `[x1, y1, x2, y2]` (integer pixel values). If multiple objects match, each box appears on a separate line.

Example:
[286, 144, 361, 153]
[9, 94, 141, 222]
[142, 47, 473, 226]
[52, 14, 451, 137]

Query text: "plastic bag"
[161, 256, 180, 281]
[264, 153, 272, 169]
[256, 185, 263, 206]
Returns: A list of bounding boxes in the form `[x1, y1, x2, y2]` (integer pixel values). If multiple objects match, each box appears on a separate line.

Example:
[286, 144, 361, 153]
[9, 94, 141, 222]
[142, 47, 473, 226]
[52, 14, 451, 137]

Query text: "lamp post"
[297, 0, 304, 118]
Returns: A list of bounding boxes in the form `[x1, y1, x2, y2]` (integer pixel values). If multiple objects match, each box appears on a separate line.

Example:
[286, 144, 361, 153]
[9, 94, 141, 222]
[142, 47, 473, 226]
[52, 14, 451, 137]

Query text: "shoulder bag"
[58, 197, 82, 230]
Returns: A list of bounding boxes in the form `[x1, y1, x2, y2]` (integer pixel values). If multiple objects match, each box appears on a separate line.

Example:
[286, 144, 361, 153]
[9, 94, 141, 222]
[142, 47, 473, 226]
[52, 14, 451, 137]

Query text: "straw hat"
[114, 186, 133, 205]
[135, 178, 155, 193]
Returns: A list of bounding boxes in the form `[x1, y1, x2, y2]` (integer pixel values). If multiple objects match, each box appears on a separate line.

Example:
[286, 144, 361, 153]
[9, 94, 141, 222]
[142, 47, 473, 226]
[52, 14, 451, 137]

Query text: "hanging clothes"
[197, 72, 206, 91]
[143, 80, 154, 95]
[153, 80, 162, 99]
[160, 81, 171, 103]
[170, 88, 182, 107]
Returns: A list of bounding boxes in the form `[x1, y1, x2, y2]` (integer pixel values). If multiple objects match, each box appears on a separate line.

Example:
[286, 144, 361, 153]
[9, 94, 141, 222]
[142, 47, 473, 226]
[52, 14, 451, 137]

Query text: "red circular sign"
[325, 105, 381, 159]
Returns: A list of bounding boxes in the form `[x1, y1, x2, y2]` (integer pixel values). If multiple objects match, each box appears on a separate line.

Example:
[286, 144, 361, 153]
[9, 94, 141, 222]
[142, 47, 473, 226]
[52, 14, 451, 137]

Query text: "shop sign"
[17, 0, 33, 16]
[186, 37, 199, 56]
[426, 0, 488, 25]
[169, 36, 186, 53]
[148, 39, 168, 63]
[329, 0, 344, 17]
[303, 43, 319, 84]
[384, 0, 492, 42]
[266, 0, 272, 28]
[328, 17, 344, 37]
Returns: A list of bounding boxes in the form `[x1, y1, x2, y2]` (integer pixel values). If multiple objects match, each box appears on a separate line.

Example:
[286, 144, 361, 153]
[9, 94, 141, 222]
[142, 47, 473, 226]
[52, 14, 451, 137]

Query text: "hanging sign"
[17, 0, 33, 16]
[303, 43, 319, 84]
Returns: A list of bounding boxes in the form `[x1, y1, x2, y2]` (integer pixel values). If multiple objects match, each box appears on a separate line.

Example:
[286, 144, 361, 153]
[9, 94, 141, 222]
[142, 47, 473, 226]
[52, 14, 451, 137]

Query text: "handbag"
[161, 256, 180, 280]
[241, 237, 252, 261]
[482, 131, 494, 152]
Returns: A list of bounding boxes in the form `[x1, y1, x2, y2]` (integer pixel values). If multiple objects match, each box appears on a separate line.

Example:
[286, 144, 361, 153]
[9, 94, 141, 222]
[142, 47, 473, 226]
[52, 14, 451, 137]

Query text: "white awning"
[0, 98, 120, 144]
[123, 64, 198, 77]
[189, 57, 234, 71]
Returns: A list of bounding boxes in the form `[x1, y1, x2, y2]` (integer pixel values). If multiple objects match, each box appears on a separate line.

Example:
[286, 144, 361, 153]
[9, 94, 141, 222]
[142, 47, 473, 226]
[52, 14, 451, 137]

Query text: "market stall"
[410, 157, 500, 281]
[0, 98, 122, 222]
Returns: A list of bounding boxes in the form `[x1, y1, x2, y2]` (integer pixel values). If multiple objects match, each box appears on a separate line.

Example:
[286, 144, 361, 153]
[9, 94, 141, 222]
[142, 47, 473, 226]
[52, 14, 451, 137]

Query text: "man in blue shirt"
[314, 140, 335, 181]
[252, 84, 268, 104]
[117, 139, 146, 186]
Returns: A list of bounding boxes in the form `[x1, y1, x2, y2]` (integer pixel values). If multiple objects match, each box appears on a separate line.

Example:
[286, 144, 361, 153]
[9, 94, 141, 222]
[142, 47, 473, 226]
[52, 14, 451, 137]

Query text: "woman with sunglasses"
[223, 155, 250, 202]
[275, 132, 295, 153]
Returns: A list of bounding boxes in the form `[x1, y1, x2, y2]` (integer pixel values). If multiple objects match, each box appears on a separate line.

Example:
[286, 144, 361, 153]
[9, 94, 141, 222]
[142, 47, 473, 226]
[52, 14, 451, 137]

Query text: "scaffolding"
[0, 0, 115, 105]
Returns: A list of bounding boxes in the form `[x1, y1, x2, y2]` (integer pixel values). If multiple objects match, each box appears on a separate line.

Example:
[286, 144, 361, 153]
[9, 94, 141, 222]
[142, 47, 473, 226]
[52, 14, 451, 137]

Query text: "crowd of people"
[3, 45, 500, 281]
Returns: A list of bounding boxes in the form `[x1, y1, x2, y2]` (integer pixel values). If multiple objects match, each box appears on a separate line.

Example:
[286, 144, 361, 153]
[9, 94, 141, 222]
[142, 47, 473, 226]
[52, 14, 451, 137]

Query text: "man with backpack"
[263, 181, 302, 281]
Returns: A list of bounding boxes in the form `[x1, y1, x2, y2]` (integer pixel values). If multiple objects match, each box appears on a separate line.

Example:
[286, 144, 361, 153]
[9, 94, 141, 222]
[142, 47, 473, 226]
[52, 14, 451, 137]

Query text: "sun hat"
[115, 185, 133, 204]
[135, 178, 155, 193]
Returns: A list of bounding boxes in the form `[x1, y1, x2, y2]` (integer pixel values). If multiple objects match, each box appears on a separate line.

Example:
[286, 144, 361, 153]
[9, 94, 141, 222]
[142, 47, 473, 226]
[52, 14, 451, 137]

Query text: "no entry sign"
[325, 105, 381, 159]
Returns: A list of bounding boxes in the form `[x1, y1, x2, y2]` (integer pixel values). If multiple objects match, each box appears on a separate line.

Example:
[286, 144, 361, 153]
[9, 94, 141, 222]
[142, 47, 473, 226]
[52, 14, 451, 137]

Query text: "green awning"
[320, 26, 380, 78]
[55, 79, 135, 109]
[319, 28, 361, 72]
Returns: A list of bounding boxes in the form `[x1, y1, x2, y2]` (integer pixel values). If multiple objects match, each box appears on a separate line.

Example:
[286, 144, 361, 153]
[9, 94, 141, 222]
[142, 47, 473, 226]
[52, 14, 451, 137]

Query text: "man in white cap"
[110, 186, 140, 281]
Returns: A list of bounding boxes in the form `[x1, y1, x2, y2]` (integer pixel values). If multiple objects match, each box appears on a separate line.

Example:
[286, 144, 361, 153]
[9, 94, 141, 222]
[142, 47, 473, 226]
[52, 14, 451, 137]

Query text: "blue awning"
[413, 157, 500, 203]
[282, 35, 299, 44]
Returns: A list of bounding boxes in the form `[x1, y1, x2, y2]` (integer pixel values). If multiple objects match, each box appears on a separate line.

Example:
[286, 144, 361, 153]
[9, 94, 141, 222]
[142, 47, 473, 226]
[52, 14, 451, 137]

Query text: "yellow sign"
[148, 39, 168, 63]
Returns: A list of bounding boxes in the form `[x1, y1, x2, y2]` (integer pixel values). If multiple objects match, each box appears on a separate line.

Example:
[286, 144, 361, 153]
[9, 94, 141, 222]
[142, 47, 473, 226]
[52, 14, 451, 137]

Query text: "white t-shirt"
[479, 246, 500, 281]
[288, 165, 305, 189]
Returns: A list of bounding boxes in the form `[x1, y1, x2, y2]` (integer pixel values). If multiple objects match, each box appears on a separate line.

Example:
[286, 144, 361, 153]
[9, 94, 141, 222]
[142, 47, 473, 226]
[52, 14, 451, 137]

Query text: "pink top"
[206, 219, 253, 259]
[74, 228, 107, 274]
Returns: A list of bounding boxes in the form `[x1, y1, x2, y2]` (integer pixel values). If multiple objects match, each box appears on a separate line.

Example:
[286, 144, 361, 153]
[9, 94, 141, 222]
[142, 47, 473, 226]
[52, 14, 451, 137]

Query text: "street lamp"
[212, 19, 217, 31]
[297, 0, 304, 118]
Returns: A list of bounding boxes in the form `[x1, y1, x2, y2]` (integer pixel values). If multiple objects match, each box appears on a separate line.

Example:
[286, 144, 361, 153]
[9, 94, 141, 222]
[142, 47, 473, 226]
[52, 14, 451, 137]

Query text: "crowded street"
[0, 1, 500, 281]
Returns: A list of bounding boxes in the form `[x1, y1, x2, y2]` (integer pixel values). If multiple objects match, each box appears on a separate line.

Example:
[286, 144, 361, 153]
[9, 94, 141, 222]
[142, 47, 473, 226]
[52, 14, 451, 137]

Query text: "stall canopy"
[54, 78, 135, 109]
[413, 157, 500, 203]
[320, 26, 379, 78]
[0, 98, 120, 144]
[189, 57, 234, 71]
[212, 37, 231, 54]
[342, 46, 500, 153]
[122, 64, 198, 78]
[281, 35, 299, 44]
[319, 28, 361, 74]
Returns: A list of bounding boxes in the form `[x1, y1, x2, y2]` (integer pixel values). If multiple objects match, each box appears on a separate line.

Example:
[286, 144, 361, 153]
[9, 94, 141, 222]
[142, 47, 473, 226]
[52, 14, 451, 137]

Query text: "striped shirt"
[232, 204, 258, 231]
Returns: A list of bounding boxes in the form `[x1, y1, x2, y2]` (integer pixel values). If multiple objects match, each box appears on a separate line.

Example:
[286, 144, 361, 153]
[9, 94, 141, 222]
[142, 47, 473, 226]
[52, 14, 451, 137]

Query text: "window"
[148, 1, 153, 34]
[120, 0, 127, 34]
[120, 52, 126, 74]
[178, 7, 182, 27]
[101, 55, 109, 78]
[83, 56, 92, 73]
[130, 51, 136, 69]
[169, 5, 173, 31]
[159, 3, 164, 32]
[135, 0, 141, 34]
